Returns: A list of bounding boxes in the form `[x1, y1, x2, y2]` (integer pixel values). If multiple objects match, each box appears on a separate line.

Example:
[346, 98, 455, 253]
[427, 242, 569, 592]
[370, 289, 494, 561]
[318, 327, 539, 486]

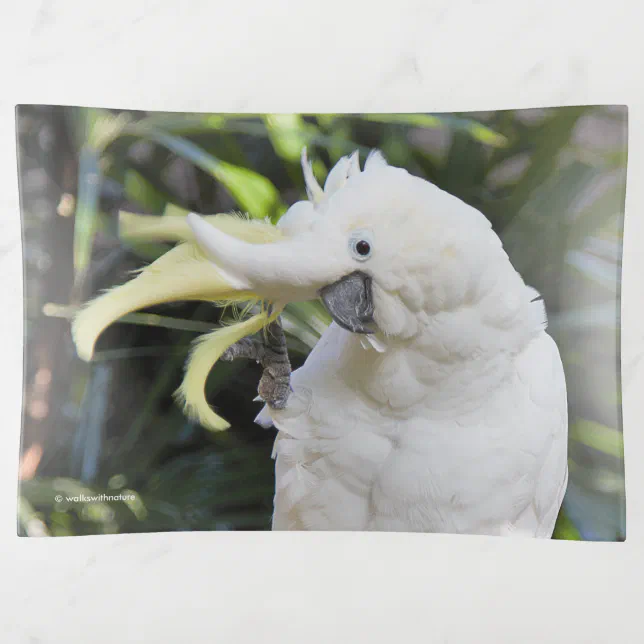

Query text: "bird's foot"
[258, 366, 291, 410]
[221, 319, 292, 410]
[221, 337, 264, 363]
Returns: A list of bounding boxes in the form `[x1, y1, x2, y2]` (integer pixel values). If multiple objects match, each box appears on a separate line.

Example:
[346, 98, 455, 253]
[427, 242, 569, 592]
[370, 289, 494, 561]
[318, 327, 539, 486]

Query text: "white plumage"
[255, 151, 568, 536]
[265, 323, 567, 535]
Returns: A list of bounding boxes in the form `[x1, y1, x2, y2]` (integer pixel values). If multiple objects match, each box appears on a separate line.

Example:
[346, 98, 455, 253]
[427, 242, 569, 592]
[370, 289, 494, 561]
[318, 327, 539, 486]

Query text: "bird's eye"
[355, 240, 370, 256]
[349, 231, 373, 261]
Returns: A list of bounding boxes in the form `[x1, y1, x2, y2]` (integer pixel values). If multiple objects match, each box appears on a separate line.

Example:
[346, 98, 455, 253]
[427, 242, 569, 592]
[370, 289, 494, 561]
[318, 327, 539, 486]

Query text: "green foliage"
[18, 106, 627, 540]
[552, 507, 583, 541]
[72, 146, 103, 280]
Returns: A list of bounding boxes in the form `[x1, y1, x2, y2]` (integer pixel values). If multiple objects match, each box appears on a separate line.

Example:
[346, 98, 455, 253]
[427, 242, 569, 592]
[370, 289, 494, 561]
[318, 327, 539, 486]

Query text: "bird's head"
[188, 149, 510, 340]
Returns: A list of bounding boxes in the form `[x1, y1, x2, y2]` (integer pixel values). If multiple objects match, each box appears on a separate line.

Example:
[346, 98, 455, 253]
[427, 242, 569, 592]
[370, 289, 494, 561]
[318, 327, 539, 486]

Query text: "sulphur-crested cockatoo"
[73, 148, 568, 537]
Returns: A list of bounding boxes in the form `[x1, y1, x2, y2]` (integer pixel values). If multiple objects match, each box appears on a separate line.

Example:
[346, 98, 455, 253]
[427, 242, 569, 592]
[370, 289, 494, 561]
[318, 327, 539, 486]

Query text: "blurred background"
[16, 106, 626, 540]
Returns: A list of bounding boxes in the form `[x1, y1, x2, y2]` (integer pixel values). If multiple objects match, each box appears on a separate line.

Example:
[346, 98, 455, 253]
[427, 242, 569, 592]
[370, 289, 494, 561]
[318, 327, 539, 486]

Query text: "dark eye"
[349, 230, 373, 261]
[355, 240, 371, 256]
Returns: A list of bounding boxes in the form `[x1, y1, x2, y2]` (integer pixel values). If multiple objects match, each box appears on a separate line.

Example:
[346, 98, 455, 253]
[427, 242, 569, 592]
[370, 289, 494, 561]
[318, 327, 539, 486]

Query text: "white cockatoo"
[73, 148, 568, 537]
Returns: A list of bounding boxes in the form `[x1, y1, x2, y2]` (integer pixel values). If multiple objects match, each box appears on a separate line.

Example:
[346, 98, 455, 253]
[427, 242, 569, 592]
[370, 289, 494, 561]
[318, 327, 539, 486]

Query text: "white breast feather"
[265, 302, 568, 536]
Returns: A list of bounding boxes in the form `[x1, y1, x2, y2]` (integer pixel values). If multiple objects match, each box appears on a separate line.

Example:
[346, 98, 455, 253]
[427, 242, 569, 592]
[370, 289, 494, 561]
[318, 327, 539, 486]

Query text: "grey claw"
[258, 369, 291, 410]
[220, 338, 263, 363]
[219, 318, 292, 409]
[266, 390, 290, 410]
[270, 396, 289, 410]
[269, 382, 291, 409]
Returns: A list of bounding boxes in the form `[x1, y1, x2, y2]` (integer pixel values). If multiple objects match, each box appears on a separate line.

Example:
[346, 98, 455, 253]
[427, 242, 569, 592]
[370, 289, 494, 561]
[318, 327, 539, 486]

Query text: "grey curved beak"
[319, 271, 376, 334]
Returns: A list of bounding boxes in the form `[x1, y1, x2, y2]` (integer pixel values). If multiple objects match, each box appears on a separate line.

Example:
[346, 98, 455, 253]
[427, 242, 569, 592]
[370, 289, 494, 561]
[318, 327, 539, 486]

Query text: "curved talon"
[269, 392, 290, 410]
[221, 337, 264, 363]
[221, 347, 235, 362]
[258, 368, 291, 409]
[219, 318, 292, 409]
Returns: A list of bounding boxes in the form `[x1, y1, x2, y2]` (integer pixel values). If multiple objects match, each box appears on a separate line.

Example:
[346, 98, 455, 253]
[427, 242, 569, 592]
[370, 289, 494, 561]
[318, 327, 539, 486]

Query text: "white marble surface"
[1, 1, 643, 642]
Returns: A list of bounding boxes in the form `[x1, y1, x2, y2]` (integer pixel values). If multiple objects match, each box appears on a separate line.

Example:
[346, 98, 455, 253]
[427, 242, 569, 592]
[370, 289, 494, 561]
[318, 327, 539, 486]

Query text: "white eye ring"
[348, 230, 373, 261]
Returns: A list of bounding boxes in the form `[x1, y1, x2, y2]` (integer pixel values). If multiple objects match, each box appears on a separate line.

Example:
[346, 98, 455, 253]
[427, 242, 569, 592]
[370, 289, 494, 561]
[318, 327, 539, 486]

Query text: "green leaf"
[121, 159, 183, 208]
[505, 108, 586, 212]
[67, 108, 131, 151]
[71, 112, 140, 281]
[263, 114, 325, 192]
[285, 335, 315, 356]
[281, 312, 322, 349]
[90, 112, 132, 151]
[263, 114, 312, 162]
[465, 121, 509, 148]
[316, 114, 339, 129]
[363, 113, 444, 129]
[567, 458, 625, 496]
[569, 419, 624, 459]
[281, 301, 332, 350]
[124, 169, 167, 212]
[380, 126, 412, 167]
[92, 346, 190, 362]
[132, 112, 218, 135]
[17, 497, 51, 537]
[566, 183, 627, 247]
[121, 489, 148, 520]
[366, 113, 508, 147]
[500, 160, 600, 281]
[285, 300, 332, 335]
[206, 116, 370, 162]
[42, 302, 216, 334]
[214, 160, 286, 222]
[552, 508, 582, 540]
[72, 146, 102, 279]
[66, 107, 104, 148]
[125, 127, 286, 221]
[442, 130, 487, 201]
